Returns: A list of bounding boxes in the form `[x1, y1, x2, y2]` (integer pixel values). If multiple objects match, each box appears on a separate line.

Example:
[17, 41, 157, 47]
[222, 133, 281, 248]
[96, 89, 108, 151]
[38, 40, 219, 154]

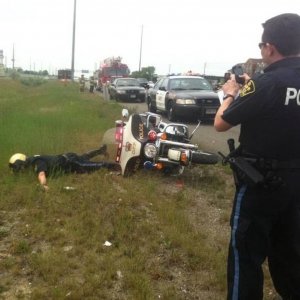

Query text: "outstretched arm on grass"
[38, 171, 49, 191]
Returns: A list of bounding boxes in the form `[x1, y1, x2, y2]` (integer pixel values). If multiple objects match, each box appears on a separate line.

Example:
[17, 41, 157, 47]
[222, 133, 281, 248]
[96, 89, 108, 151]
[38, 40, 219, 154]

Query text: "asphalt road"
[100, 88, 240, 155]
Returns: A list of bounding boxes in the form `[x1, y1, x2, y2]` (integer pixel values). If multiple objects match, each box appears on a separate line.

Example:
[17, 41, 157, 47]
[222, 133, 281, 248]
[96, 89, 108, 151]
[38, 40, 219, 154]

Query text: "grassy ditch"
[0, 78, 276, 299]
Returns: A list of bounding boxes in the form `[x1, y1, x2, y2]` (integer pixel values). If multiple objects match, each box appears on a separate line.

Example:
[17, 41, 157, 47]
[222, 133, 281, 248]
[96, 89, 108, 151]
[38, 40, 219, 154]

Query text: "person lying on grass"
[8, 144, 119, 190]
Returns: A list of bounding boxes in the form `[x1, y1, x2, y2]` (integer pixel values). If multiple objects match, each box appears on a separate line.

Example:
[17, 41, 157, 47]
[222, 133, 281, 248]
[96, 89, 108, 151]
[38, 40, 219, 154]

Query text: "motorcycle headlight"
[144, 143, 157, 158]
[176, 99, 196, 105]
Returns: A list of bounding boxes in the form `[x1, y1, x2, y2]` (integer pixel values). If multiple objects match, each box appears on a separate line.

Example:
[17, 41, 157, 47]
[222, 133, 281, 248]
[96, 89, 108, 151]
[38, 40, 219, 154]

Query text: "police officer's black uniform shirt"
[222, 57, 300, 160]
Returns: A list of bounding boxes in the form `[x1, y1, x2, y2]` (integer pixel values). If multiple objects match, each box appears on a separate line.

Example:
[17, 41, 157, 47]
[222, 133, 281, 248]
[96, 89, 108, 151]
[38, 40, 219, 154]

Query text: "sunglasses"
[258, 42, 267, 49]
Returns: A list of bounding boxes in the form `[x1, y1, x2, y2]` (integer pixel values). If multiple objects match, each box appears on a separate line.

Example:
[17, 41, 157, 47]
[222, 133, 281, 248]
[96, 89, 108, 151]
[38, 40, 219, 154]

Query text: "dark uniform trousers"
[63, 152, 116, 173]
[227, 169, 300, 300]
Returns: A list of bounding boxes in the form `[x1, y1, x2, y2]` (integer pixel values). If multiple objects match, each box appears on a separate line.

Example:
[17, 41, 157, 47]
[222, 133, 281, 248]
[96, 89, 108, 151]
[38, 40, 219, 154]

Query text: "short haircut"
[262, 13, 300, 56]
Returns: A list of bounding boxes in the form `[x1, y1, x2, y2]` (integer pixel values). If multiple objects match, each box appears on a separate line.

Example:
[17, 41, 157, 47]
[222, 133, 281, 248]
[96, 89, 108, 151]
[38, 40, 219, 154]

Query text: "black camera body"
[232, 65, 245, 84]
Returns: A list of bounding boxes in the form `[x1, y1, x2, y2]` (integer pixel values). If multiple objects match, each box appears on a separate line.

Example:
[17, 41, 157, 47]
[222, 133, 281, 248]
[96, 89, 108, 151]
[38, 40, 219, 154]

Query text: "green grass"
[0, 78, 121, 164]
[0, 78, 276, 299]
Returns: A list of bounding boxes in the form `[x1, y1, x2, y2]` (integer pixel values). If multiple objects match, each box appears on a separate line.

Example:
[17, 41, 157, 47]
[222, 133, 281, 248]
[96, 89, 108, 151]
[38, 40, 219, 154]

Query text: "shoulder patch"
[240, 80, 255, 97]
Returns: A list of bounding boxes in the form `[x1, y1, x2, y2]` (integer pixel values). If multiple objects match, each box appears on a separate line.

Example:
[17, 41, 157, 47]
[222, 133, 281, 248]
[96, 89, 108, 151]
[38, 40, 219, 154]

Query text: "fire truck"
[94, 56, 130, 91]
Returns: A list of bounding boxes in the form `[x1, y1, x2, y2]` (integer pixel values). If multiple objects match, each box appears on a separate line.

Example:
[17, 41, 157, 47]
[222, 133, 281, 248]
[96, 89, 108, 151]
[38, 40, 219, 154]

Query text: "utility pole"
[12, 44, 15, 70]
[71, 0, 77, 81]
[138, 25, 143, 72]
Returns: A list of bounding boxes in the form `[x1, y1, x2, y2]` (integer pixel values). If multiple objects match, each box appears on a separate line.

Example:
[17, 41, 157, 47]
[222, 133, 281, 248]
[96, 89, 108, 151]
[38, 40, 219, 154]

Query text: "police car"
[147, 75, 220, 121]
[108, 78, 146, 102]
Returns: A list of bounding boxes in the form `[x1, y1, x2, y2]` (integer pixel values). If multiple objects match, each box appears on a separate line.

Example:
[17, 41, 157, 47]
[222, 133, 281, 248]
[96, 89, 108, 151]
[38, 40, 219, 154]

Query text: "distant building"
[243, 58, 265, 77]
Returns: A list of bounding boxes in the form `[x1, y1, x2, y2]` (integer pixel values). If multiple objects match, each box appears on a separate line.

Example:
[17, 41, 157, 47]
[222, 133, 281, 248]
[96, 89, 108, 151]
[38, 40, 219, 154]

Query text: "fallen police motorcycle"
[115, 109, 219, 176]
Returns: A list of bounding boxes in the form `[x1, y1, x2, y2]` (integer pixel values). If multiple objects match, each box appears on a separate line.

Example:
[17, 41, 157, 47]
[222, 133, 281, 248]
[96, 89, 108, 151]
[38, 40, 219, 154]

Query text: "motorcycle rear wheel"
[191, 151, 219, 165]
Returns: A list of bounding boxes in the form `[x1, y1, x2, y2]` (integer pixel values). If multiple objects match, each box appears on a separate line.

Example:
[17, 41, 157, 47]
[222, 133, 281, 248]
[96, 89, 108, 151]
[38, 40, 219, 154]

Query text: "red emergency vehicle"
[95, 56, 130, 91]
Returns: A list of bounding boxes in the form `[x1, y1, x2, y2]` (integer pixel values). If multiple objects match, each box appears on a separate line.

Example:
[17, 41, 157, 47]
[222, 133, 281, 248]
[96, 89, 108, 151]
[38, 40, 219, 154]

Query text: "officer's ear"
[266, 43, 281, 58]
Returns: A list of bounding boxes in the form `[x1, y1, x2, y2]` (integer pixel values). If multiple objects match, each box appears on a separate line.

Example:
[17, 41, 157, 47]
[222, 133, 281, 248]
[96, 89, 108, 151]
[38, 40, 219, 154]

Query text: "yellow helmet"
[9, 153, 27, 172]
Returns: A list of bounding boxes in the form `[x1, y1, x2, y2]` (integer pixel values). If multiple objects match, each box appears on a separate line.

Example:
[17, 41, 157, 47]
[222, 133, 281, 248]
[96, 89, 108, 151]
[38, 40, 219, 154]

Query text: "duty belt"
[254, 158, 300, 170]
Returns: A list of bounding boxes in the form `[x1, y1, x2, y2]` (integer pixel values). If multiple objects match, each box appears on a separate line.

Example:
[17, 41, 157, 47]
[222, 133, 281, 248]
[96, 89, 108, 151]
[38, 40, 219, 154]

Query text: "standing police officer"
[89, 76, 95, 93]
[214, 13, 300, 300]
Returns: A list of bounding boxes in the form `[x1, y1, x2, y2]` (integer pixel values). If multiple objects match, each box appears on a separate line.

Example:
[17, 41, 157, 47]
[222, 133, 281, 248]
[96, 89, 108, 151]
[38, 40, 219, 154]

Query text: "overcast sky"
[0, 0, 299, 76]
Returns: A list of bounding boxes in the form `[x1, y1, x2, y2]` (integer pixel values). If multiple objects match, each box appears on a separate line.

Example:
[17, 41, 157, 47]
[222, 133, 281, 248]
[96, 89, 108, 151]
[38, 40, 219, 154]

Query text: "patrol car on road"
[108, 78, 146, 102]
[147, 75, 220, 121]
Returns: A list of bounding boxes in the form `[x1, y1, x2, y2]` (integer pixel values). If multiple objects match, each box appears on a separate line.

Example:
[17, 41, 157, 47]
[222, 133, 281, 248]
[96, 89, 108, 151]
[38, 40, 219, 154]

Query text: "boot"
[98, 144, 107, 155]
[82, 144, 108, 160]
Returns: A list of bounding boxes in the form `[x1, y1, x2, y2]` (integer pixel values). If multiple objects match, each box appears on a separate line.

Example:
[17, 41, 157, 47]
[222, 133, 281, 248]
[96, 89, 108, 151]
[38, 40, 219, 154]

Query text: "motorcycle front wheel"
[191, 151, 219, 165]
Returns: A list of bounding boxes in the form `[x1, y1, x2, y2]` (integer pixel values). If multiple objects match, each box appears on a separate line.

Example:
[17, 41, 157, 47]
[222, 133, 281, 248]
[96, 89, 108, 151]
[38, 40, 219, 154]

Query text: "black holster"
[228, 156, 264, 187]
[220, 139, 265, 187]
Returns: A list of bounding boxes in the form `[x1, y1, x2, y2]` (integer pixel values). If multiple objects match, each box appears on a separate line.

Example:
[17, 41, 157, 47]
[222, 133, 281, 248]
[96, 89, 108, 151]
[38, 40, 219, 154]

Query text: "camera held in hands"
[232, 65, 245, 84]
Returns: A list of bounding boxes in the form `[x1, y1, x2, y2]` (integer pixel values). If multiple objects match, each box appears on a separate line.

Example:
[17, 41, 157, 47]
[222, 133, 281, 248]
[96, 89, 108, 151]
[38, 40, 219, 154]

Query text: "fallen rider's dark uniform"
[27, 146, 119, 176]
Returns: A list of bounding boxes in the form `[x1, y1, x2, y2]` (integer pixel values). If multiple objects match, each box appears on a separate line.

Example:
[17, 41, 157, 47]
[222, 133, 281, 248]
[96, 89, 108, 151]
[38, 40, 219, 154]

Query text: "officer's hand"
[240, 73, 251, 83]
[43, 185, 49, 191]
[36, 184, 49, 192]
[222, 75, 240, 97]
